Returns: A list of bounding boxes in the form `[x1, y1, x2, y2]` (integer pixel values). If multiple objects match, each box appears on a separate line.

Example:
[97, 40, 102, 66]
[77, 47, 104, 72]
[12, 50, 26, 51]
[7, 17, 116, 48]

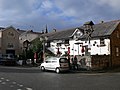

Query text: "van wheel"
[41, 66, 45, 71]
[56, 68, 60, 74]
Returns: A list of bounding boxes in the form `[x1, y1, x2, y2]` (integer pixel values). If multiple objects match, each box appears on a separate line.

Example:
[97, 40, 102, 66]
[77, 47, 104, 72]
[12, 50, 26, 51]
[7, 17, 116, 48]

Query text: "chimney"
[30, 30, 33, 32]
[100, 21, 104, 23]
[53, 29, 56, 32]
[41, 30, 44, 34]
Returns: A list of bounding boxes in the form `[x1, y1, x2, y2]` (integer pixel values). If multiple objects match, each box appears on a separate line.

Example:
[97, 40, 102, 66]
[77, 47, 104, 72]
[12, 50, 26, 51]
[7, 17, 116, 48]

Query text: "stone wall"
[91, 55, 110, 70]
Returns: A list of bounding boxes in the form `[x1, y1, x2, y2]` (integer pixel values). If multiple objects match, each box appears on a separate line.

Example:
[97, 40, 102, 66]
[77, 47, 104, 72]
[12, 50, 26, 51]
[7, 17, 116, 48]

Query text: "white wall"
[49, 39, 110, 56]
[90, 39, 110, 55]
[69, 40, 83, 55]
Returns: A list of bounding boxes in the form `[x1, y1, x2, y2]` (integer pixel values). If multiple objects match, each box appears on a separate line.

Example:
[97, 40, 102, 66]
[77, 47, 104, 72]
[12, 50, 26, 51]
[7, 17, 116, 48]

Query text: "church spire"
[45, 24, 48, 33]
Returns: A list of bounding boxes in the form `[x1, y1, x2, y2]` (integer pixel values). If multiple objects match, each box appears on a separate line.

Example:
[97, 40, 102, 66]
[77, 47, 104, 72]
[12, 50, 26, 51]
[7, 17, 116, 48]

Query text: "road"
[0, 66, 120, 90]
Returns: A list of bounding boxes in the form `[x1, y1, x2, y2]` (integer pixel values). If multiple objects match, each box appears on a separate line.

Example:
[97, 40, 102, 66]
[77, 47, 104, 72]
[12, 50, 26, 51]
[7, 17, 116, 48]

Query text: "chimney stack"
[100, 21, 104, 23]
[53, 29, 57, 32]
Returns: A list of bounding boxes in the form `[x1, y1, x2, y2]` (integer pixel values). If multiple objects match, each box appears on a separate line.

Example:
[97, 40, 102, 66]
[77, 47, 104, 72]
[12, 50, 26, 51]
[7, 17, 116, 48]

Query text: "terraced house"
[0, 26, 42, 56]
[40, 20, 120, 69]
[0, 26, 20, 55]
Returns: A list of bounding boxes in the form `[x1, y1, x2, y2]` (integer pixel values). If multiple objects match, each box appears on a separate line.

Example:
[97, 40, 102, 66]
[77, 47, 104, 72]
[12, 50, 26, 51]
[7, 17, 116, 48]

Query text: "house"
[40, 20, 120, 69]
[39, 28, 84, 55]
[78, 20, 120, 69]
[0, 26, 20, 55]
[0, 26, 43, 57]
[19, 30, 42, 54]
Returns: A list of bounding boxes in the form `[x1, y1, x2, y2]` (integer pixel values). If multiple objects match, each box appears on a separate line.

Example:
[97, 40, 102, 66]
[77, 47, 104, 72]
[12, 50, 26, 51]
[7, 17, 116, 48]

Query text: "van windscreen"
[59, 58, 68, 63]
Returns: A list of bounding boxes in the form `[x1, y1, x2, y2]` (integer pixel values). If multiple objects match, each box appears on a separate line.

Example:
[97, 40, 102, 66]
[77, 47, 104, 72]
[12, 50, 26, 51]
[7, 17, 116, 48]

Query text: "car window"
[59, 58, 68, 63]
[52, 61, 57, 63]
[45, 61, 51, 63]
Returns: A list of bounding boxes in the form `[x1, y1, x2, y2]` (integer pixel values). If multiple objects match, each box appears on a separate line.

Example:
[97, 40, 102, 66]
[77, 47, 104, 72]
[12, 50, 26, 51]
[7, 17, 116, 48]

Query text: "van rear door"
[59, 58, 69, 68]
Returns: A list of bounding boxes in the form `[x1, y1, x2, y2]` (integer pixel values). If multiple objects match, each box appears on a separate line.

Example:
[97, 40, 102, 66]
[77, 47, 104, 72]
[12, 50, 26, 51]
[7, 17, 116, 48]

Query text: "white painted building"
[40, 20, 120, 68]
[47, 38, 110, 56]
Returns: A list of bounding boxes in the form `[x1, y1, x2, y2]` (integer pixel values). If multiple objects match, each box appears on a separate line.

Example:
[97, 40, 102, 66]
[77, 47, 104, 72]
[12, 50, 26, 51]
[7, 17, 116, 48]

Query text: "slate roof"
[80, 20, 120, 39]
[0, 26, 42, 35]
[40, 20, 120, 41]
[0, 27, 5, 30]
[40, 27, 83, 41]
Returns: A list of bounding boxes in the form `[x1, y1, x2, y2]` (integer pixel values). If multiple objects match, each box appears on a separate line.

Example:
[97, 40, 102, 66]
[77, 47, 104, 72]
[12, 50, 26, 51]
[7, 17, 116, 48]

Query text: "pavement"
[0, 64, 120, 73]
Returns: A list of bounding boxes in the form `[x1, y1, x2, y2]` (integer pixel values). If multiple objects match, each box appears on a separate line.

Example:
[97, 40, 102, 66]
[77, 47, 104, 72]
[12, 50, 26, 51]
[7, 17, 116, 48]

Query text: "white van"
[40, 57, 69, 73]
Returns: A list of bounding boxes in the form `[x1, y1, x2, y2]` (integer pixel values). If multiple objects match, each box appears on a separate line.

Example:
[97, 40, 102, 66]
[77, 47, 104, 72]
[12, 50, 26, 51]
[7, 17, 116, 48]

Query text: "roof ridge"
[95, 19, 120, 25]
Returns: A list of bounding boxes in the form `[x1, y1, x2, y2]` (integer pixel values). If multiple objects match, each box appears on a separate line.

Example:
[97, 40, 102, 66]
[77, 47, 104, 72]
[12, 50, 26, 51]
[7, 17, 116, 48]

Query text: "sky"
[0, 0, 120, 32]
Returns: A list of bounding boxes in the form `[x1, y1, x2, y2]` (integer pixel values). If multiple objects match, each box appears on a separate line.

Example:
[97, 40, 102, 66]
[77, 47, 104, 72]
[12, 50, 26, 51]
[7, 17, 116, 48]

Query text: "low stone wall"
[91, 55, 110, 70]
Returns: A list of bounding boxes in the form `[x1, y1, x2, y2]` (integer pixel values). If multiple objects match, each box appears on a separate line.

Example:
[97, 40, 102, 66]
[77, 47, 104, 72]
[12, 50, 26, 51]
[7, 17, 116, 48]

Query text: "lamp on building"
[40, 36, 48, 62]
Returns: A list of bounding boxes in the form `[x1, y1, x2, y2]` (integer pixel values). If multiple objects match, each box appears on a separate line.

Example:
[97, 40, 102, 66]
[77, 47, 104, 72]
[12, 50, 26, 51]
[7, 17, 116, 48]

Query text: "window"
[52, 61, 57, 63]
[100, 38, 105, 46]
[8, 32, 14, 37]
[45, 61, 51, 63]
[64, 39, 69, 44]
[115, 47, 119, 57]
[59, 58, 68, 63]
[116, 31, 120, 38]
[7, 43, 14, 48]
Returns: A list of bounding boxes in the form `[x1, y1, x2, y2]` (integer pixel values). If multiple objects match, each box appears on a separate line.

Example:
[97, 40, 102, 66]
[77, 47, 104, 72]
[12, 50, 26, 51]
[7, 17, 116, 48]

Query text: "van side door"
[44, 61, 51, 70]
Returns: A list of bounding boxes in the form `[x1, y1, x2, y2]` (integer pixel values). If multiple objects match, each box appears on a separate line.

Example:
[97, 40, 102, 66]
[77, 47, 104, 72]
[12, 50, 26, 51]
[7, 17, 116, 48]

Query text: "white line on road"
[1, 82, 6, 84]
[0, 77, 33, 90]
[26, 87, 33, 90]
[12, 81, 17, 84]
[6, 79, 10, 81]
[17, 89, 22, 90]
[1, 77, 4, 80]
[19, 84, 23, 87]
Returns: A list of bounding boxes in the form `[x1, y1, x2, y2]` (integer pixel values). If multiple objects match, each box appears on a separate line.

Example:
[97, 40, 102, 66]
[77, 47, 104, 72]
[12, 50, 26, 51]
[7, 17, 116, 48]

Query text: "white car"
[40, 57, 69, 73]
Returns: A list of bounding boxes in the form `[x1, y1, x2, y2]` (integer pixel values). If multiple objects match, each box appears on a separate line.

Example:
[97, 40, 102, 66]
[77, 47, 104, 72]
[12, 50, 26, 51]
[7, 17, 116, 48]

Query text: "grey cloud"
[0, 0, 120, 32]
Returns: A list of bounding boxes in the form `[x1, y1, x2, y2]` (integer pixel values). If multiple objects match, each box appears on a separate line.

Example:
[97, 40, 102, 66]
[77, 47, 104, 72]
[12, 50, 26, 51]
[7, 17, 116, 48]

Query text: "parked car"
[40, 57, 69, 73]
[0, 54, 16, 65]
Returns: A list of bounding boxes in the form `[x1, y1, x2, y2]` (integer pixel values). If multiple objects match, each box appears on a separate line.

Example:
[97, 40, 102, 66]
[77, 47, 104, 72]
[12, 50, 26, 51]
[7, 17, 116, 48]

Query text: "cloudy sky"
[0, 0, 120, 32]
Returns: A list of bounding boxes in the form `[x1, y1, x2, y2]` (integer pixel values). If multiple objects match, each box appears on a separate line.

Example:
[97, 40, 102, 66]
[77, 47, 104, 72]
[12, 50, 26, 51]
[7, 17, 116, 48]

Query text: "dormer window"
[73, 28, 83, 40]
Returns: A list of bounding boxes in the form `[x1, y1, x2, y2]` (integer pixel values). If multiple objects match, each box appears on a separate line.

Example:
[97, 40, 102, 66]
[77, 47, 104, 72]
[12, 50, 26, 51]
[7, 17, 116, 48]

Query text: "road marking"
[6, 79, 10, 81]
[0, 77, 33, 90]
[19, 84, 23, 87]
[1, 77, 4, 80]
[12, 81, 17, 84]
[26, 87, 33, 90]
[17, 89, 22, 90]
[10, 85, 14, 87]
[1, 82, 6, 84]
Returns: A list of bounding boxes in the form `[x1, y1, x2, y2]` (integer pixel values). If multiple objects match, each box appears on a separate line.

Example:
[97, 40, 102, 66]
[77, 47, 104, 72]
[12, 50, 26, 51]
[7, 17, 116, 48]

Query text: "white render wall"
[90, 39, 110, 55]
[69, 40, 83, 55]
[49, 39, 110, 56]
[49, 41, 69, 55]
[69, 39, 110, 55]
